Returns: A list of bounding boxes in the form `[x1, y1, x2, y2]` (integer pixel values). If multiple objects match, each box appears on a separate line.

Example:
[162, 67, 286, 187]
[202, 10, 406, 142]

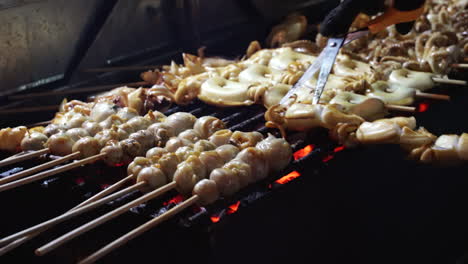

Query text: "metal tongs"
[280, 3, 425, 105]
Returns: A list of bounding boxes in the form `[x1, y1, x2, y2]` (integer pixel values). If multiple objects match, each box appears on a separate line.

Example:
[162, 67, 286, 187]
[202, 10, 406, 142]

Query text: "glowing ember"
[293, 145, 314, 160]
[275, 171, 301, 185]
[113, 163, 125, 167]
[322, 155, 334, 162]
[163, 194, 184, 206]
[210, 215, 221, 223]
[334, 146, 345, 152]
[227, 201, 241, 214]
[418, 102, 429, 112]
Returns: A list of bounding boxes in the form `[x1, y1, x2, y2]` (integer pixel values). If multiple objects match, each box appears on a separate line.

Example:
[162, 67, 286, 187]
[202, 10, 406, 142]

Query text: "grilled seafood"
[265, 98, 364, 136]
[328, 92, 388, 121]
[0, 126, 28, 152]
[330, 115, 468, 164]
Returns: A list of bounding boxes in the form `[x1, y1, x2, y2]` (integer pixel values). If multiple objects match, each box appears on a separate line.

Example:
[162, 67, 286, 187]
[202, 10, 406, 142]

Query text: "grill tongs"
[280, 3, 425, 105]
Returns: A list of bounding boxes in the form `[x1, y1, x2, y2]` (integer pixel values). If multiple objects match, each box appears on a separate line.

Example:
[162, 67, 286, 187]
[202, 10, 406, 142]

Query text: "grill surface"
[2, 93, 468, 264]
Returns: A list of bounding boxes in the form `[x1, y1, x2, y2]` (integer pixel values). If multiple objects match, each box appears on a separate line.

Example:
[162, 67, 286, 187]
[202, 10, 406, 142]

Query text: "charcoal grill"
[1, 1, 468, 264]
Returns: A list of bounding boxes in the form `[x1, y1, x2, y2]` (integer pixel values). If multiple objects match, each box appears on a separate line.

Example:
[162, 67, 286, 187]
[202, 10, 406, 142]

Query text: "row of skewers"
[0, 112, 292, 263]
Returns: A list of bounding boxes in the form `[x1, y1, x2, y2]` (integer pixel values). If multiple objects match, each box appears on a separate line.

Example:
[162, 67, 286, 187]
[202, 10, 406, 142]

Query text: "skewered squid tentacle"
[329, 92, 388, 121]
[265, 97, 365, 136]
[331, 116, 468, 164]
[196, 76, 255, 107]
[174, 73, 209, 105]
[366, 81, 416, 106]
[0, 126, 28, 152]
[388, 69, 435, 92]
[245, 41, 262, 59]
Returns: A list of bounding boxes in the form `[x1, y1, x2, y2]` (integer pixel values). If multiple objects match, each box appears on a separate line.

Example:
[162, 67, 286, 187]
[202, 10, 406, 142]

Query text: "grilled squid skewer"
[0, 114, 222, 250]
[134, 134, 235, 193]
[31, 140, 240, 255]
[0, 111, 169, 191]
[0, 82, 168, 154]
[265, 101, 365, 136]
[0, 131, 287, 260]
[76, 135, 291, 264]
[20, 130, 241, 250]
[0, 103, 134, 171]
[332, 116, 468, 164]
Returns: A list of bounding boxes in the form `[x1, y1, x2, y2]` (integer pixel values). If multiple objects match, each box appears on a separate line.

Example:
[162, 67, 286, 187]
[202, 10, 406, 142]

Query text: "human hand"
[319, 0, 425, 37]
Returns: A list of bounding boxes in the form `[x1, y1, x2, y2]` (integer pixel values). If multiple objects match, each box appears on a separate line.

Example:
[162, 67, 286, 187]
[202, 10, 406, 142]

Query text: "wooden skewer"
[432, 77, 467, 86]
[26, 120, 52, 128]
[451, 63, 468, 69]
[0, 105, 58, 114]
[8, 81, 149, 100]
[0, 151, 79, 186]
[82, 66, 160, 73]
[0, 153, 105, 193]
[0, 148, 50, 169]
[71, 174, 136, 210]
[386, 105, 416, 112]
[0, 175, 135, 256]
[0, 181, 145, 247]
[35, 181, 177, 256]
[415, 91, 450, 101]
[1, 151, 27, 161]
[78, 195, 199, 264]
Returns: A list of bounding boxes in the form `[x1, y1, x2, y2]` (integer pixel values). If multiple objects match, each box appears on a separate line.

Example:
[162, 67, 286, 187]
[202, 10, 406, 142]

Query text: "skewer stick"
[0, 153, 105, 193]
[415, 91, 450, 101]
[0, 175, 135, 256]
[1, 151, 26, 161]
[8, 81, 149, 100]
[451, 63, 468, 69]
[35, 181, 177, 256]
[78, 195, 199, 264]
[432, 77, 467, 86]
[0, 151, 79, 185]
[26, 120, 52, 127]
[71, 174, 136, 210]
[386, 105, 416, 112]
[0, 148, 50, 169]
[0, 181, 146, 247]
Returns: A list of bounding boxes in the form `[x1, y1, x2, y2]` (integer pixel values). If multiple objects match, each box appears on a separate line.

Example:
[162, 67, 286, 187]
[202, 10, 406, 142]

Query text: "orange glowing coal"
[334, 146, 345, 152]
[227, 201, 241, 214]
[210, 215, 221, 223]
[293, 145, 314, 160]
[163, 194, 184, 206]
[418, 102, 429, 112]
[275, 171, 301, 185]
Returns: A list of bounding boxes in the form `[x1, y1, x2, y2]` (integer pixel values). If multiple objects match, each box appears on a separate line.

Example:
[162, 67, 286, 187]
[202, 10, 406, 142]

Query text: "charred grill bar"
[1, 0, 468, 264]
